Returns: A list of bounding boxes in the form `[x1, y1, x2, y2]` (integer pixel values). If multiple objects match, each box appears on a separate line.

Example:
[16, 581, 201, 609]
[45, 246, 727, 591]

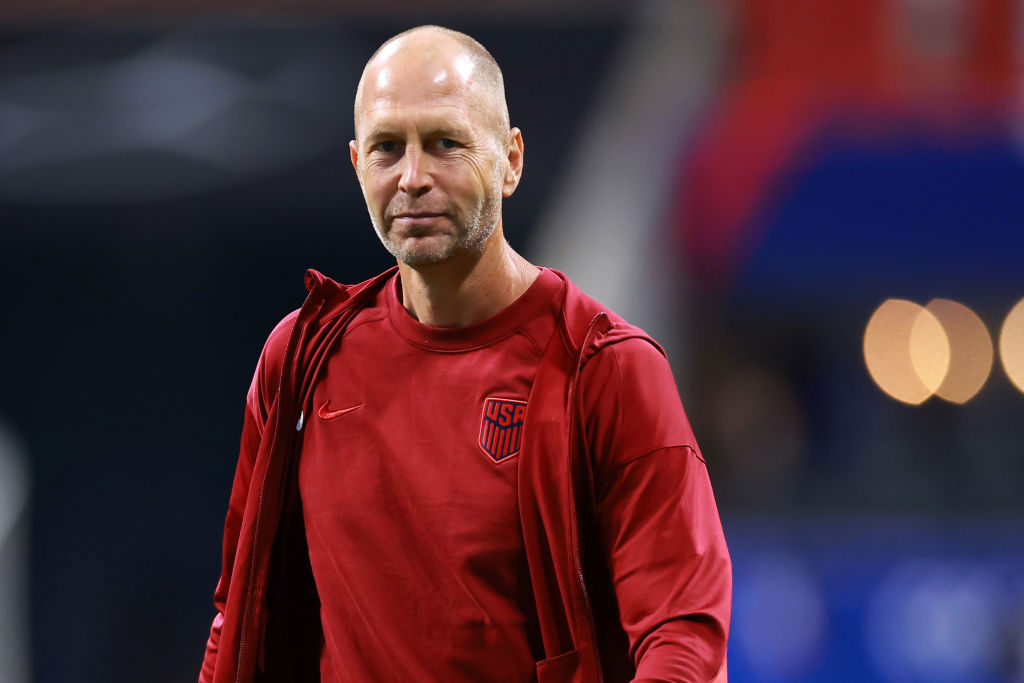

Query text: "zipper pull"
[296, 410, 305, 431]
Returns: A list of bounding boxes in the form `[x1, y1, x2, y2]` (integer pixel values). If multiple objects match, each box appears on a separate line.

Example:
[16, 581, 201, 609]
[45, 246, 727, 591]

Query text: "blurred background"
[2, 0, 1023, 680]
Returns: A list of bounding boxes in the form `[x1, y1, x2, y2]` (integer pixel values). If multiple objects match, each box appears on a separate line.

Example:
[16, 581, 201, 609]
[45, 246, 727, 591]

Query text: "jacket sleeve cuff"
[632, 617, 728, 682]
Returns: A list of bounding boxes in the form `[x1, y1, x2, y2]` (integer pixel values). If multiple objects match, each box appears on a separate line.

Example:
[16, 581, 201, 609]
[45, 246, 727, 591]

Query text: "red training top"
[298, 268, 704, 681]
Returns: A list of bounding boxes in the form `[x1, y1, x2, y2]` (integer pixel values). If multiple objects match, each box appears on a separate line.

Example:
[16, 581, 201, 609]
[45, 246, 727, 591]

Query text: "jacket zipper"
[226, 271, 390, 681]
[567, 313, 607, 683]
[235, 307, 305, 683]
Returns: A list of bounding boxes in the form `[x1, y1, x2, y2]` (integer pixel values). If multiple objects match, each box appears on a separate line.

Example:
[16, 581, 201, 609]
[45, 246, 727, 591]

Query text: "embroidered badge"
[479, 398, 527, 462]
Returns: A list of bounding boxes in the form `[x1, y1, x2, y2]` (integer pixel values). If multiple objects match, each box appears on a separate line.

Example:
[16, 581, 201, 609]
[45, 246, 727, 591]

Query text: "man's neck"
[396, 232, 540, 328]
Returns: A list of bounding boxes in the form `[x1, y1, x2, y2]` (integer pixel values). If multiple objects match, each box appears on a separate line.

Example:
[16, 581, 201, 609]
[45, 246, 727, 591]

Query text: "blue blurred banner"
[726, 516, 1024, 682]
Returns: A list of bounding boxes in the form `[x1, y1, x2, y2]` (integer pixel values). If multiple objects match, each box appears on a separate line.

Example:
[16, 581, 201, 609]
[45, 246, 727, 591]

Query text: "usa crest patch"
[479, 397, 527, 462]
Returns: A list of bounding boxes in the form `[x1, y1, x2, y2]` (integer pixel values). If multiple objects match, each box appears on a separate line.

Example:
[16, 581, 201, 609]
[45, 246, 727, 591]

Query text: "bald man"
[200, 26, 731, 683]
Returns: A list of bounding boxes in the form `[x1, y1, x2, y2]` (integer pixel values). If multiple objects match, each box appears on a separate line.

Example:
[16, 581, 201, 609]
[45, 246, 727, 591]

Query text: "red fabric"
[299, 269, 562, 680]
[200, 267, 731, 682]
[581, 333, 731, 681]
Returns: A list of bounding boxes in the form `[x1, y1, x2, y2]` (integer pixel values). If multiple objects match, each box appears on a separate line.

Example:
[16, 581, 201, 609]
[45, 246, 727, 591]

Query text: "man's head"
[350, 26, 524, 267]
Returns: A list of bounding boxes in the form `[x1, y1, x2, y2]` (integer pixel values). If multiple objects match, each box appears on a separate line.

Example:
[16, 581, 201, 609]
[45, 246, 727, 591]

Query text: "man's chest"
[294, 322, 552, 681]
[297, 335, 542, 536]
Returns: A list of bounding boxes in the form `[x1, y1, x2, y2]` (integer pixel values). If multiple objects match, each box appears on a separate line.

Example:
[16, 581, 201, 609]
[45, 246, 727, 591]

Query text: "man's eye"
[438, 138, 458, 149]
[375, 141, 397, 153]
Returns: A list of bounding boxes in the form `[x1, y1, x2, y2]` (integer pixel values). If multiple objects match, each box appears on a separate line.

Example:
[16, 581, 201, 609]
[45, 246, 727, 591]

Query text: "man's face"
[351, 48, 515, 267]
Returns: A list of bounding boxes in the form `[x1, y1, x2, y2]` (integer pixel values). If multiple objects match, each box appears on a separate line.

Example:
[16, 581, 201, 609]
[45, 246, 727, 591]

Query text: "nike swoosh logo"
[318, 400, 364, 420]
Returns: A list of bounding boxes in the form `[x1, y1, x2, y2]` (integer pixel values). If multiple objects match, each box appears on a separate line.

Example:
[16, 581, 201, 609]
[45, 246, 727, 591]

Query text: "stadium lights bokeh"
[1000, 298, 1024, 395]
[863, 298, 1024, 405]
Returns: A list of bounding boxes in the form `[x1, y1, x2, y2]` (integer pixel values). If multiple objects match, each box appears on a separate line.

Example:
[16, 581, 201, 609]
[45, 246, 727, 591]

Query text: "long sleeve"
[581, 339, 731, 681]
[198, 313, 291, 683]
[199, 370, 265, 683]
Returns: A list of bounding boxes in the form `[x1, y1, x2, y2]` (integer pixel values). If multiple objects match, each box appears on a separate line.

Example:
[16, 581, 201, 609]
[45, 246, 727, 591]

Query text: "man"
[200, 25, 731, 683]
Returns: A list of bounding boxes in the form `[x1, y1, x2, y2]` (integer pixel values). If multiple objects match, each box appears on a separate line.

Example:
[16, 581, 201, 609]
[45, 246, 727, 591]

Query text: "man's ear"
[502, 127, 524, 198]
[350, 139, 362, 183]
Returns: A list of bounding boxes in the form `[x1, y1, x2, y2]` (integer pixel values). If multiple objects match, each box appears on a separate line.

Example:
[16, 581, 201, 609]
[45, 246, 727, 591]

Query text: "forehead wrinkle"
[362, 94, 472, 118]
[361, 72, 476, 120]
[360, 103, 474, 137]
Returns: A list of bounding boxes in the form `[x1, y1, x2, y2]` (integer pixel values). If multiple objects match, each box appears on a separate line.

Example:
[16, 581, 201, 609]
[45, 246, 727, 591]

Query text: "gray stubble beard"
[368, 160, 505, 267]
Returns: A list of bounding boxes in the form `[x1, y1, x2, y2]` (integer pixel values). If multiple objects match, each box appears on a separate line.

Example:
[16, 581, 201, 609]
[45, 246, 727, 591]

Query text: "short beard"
[370, 162, 505, 267]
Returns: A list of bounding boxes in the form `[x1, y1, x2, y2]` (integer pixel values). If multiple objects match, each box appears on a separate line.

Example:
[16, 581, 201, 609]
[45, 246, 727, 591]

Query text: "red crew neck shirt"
[298, 267, 699, 681]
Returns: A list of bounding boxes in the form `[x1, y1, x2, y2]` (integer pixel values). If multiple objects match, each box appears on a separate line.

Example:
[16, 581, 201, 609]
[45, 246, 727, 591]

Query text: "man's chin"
[385, 235, 457, 267]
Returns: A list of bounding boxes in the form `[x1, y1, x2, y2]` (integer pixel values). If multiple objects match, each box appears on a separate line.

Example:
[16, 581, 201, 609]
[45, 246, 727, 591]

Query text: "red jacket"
[200, 268, 731, 683]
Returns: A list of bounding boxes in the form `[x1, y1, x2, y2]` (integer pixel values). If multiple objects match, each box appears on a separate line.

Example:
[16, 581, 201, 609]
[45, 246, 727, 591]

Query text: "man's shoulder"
[304, 266, 396, 299]
[550, 269, 662, 357]
[260, 308, 300, 360]
[258, 266, 397, 371]
[556, 274, 624, 322]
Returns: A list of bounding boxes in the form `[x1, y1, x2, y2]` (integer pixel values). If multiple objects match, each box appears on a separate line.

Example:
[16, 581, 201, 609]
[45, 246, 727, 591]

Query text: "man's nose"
[398, 147, 432, 196]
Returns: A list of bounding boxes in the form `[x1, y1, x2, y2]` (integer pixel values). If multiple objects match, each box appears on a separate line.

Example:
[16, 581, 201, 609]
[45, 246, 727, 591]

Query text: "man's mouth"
[389, 212, 450, 238]
[393, 212, 445, 220]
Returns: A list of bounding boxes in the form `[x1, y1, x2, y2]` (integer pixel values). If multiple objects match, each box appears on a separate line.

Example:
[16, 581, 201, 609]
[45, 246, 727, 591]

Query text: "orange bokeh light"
[999, 298, 1024, 395]
[864, 299, 950, 405]
[925, 299, 993, 404]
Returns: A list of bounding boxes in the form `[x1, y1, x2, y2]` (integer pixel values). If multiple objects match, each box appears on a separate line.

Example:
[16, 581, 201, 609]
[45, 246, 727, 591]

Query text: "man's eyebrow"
[363, 129, 399, 145]
[423, 125, 471, 139]
[362, 123, 473, 144]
